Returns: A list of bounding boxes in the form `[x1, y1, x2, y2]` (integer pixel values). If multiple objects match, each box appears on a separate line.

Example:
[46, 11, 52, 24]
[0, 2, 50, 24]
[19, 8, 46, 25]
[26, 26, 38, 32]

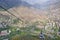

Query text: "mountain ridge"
[0, 0, 60, 10]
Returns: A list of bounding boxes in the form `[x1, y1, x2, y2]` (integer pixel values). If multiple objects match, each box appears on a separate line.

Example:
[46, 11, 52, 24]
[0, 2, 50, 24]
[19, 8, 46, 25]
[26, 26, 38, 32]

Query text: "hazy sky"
[23, 0, 49, 4]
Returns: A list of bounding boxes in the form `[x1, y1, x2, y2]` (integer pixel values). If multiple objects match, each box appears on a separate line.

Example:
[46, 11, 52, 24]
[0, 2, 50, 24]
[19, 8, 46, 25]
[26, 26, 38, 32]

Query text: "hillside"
[0, 0, 60, 40]
[0, 2, 60, 27]
[0, 0, 60, 28]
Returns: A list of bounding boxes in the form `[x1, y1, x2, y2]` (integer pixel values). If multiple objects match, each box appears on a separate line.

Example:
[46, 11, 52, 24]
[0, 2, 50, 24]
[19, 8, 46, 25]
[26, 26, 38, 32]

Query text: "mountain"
[0, 0, 60, 10]
[33, 0, 60, 10]
[0, 0, 32, 9]
[0, 0, 60, 28]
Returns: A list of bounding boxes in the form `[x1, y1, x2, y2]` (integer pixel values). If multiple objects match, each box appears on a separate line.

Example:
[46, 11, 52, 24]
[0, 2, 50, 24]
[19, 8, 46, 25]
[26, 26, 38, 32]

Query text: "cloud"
[22, 0, 49, 4]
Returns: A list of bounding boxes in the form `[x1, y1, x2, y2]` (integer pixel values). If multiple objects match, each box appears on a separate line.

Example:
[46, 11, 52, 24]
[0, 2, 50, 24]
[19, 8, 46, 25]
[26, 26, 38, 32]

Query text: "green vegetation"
[0, 14, 60, 40]
[7, 21, 60, 40]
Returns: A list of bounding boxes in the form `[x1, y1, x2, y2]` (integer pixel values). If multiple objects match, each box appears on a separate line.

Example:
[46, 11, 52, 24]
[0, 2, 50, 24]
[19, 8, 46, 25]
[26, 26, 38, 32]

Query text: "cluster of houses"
[0, 21, 11, 40]
[0, 14, 11, 40]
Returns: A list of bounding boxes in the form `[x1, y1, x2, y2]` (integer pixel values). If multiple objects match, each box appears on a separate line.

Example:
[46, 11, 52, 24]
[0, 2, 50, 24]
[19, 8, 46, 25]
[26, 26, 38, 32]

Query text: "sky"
[23, 0, 50, 4]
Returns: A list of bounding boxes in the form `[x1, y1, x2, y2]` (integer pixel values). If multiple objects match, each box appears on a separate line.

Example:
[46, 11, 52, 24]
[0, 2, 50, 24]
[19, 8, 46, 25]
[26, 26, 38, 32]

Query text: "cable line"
[0, 5, 23, 22]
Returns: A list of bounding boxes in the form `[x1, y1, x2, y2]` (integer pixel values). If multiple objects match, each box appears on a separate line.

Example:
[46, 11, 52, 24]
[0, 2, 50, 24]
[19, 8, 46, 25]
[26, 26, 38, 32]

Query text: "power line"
[1, 1, 24, 22]
[4, 1, 23, 16]
[0, 5, 23, 22]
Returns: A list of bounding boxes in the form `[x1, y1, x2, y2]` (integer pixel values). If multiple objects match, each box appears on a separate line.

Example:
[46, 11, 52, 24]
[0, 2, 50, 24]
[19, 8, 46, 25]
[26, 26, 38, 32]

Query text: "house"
[0, 22, 10, 40]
